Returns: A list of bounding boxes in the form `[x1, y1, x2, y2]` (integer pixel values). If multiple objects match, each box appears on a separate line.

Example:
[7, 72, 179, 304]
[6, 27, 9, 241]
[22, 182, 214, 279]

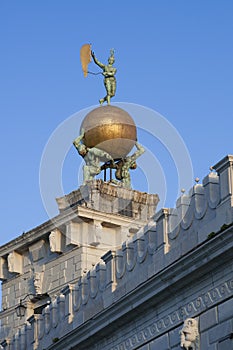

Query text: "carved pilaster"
[101, 250, 116, 291]
[61, 284, 74, 323]
[154, 208, 170, 253]
[28, 314, 44, 349]
[214, 155, 233, 204]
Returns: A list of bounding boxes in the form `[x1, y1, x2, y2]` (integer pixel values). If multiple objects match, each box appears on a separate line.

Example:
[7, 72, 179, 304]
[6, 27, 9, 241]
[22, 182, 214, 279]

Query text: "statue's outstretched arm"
[91, 51, 105, 69]
[73, 128, 85, 148]
[130, 142, 145, 161]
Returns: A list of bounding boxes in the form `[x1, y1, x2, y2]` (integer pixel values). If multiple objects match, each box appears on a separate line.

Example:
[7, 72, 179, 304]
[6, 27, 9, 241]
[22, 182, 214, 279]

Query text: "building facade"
[0, 155, 233, 349]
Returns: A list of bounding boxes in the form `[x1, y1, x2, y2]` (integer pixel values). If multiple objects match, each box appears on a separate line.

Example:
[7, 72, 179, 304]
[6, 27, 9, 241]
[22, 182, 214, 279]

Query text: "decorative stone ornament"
[49, 229, 62, 253]
[180, 318, 199, 350]
[7, 251, 23, 274]
[33, 271, 44, 295]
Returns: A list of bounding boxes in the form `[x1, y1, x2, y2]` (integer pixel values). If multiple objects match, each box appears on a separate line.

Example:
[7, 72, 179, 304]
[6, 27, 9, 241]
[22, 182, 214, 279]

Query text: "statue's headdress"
[109, 48, 115, 61]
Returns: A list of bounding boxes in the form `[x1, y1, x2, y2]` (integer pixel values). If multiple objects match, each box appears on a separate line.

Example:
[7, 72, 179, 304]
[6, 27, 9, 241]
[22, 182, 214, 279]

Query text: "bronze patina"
[73, 128, 114, 185]
[80, 45, 116, 105]
[91, 49, 116, 105]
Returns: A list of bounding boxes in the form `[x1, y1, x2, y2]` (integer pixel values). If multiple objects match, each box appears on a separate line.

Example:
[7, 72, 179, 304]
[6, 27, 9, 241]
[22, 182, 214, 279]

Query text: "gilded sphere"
[80, 105, 137, 159]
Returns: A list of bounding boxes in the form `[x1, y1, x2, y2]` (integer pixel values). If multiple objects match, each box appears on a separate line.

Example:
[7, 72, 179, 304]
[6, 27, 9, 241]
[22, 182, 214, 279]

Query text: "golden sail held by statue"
[80, 43, 92, 77]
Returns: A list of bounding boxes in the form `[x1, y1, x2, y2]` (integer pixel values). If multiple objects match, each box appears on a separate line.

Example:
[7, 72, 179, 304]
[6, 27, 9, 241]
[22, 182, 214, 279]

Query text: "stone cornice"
[0, 204, 144, 258]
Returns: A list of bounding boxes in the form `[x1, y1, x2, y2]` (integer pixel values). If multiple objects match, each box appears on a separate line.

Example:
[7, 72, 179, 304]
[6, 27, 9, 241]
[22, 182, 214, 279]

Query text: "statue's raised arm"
[91, 48, 117, 105]
[91, 51, 105, 69]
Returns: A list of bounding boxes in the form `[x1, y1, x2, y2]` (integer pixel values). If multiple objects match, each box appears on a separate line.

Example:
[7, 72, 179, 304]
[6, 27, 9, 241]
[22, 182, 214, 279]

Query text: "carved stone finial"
[180, 318, 199, 350]
[209, 166, 214, 172]
[195, 177, 200, 184]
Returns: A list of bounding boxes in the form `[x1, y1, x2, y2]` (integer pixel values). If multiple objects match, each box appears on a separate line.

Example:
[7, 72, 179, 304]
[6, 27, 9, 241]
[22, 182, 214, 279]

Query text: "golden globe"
[80, 105, 137, 159]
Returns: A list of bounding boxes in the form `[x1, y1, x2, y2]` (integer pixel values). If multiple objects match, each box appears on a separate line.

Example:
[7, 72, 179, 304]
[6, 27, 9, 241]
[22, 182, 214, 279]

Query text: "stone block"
[149, 334, 169, 350]
[171, 346, 182, 350]
[138, 345, 149, 350]
[218, 338, 232, 349]
[181, 228, 198, 255]
[169, 327, 181, 347]
[165, 244, 181, 266]
[59, 261, 67, 270]
[66, 222, 81, 247]
[29, 240, 46, 262]
[209, 320, 232, 344]
[200, 334, 217, 350]
[200, 307, 218, 332]
[23, 253, 31, 267]
[218, 298, 233, 322]
[52, 264, 60, 276]
[51, 279, 60, 289]
[73, 254, 81, 264]
[75, 262, 81, 272]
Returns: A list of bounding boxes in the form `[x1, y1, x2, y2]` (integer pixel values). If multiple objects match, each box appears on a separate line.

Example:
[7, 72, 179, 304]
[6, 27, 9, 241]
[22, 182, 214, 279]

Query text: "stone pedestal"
[56, 180, 159, 221]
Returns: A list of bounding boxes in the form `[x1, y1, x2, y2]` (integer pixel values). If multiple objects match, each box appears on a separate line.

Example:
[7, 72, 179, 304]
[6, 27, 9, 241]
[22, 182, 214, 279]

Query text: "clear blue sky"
[0, 1, 233, 246]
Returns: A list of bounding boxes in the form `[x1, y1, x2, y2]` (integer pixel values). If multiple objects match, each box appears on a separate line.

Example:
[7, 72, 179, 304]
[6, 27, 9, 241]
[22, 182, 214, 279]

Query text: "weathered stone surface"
[7, 251, 23, 274]
[56, 180, 159, 221]
[29, 240, 46, 262]
[49, 229, 62, 253]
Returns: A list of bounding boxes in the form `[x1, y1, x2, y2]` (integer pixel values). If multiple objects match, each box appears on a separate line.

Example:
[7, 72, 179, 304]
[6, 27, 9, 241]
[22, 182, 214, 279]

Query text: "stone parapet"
[56, 180, 159, 221]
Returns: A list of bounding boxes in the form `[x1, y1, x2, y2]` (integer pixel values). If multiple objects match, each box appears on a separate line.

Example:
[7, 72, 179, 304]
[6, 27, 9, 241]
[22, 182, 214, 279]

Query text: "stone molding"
[0, 201, 146, 262]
